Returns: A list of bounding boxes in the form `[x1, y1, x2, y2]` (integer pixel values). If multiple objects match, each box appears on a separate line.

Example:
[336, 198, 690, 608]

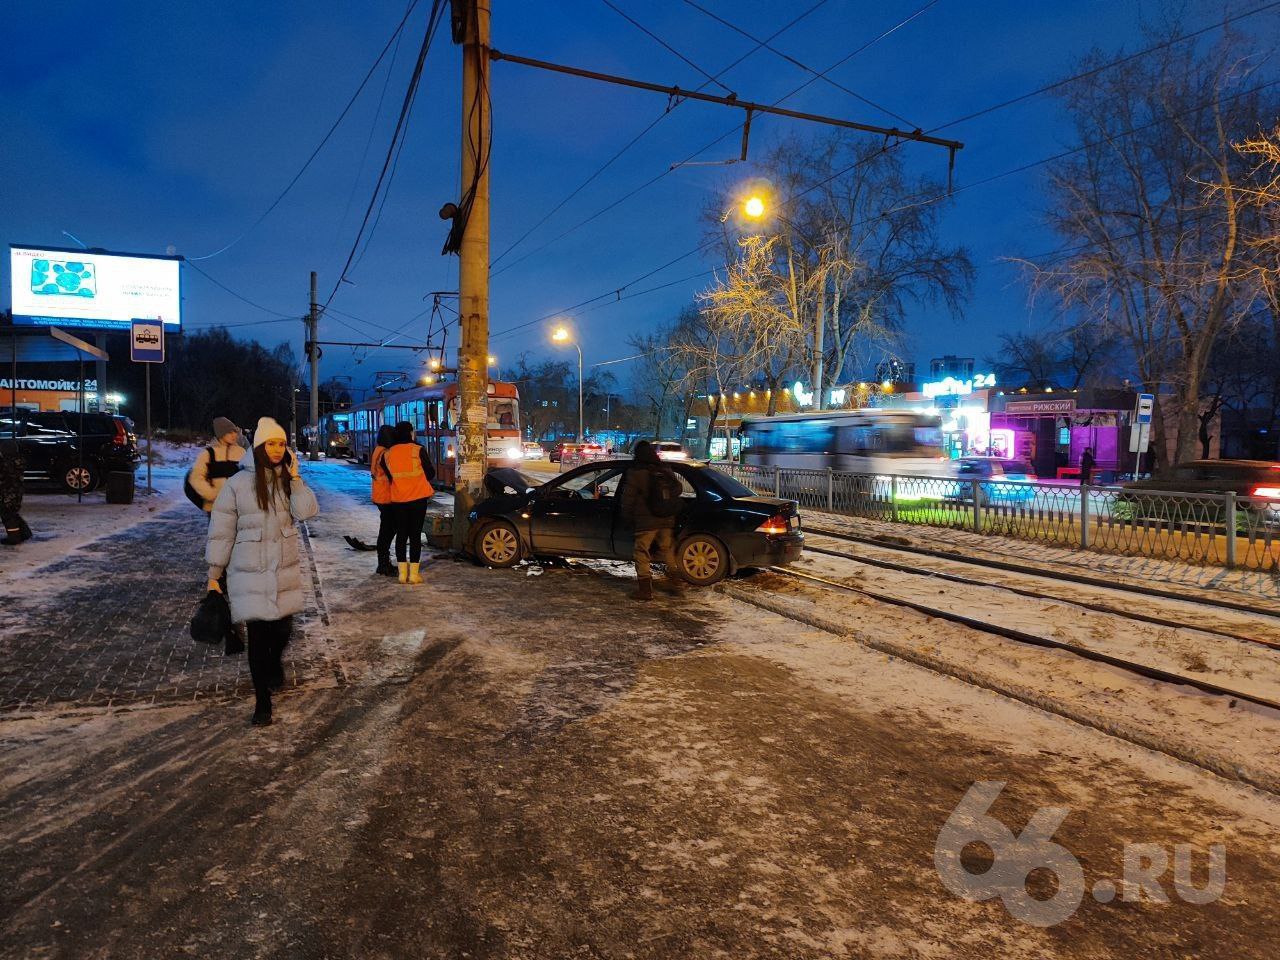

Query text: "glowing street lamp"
[743, 195, 766, 219]
[552, 325, 584, 443]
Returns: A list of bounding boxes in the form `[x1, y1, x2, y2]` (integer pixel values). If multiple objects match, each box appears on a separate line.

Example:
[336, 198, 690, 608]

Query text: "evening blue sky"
[2, 0, 1272, 393]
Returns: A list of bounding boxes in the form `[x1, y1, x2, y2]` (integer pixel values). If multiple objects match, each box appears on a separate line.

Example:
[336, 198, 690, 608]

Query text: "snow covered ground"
[0, 442, 200, 588]
[3, 457, 1280, 957]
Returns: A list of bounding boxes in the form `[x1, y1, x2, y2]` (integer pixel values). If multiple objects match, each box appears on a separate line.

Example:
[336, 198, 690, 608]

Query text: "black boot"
[376, 557, 396, 576]
[251, 691, 272, 726]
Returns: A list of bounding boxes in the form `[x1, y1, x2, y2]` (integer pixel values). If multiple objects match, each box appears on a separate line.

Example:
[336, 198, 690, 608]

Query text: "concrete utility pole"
[452, 0, 492, 550]
[308, 270, 320, 461]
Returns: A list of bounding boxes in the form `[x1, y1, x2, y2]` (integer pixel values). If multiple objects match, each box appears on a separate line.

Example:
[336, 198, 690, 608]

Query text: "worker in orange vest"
[383, 421, 436, 584]
[369, 424, 397, 576]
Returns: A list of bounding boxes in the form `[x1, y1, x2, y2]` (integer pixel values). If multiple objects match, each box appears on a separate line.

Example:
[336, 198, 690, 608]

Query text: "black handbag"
[190, 589, 232, 645]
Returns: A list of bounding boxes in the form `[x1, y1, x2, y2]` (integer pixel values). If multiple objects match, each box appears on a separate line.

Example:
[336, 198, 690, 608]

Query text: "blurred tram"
[738, 409, 951, 476]
[324, 380, 522, 487]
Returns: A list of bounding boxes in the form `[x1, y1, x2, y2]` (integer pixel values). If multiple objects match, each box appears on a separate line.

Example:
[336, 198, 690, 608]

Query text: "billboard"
[8, 244, 182, 331]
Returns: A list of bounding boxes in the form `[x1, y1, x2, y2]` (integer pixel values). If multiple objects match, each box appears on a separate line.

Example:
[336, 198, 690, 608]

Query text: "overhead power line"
[599, 0, 735, 95]
[679, 0, 922, 128]
[187, 0, 424, 262]
[325, 0, 449, 308]
[488, 71, 1280, 347]
[488, 0, 831, 269]
[489, 1, 942, 278]
[929, 0, 1280, 131]
[183, 260, 297, 318]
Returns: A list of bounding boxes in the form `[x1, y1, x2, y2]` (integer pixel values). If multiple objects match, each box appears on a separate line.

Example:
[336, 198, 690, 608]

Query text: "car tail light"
[1252, 485, 1280, 500]
[112, 420, 128, 446]
[756, 513, 790, 535]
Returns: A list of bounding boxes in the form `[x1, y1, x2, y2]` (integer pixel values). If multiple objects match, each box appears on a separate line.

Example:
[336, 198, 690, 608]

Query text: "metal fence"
[715, 463, 1280, 572]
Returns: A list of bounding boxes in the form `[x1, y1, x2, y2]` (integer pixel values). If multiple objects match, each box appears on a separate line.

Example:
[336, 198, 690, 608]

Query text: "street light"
[743, 194, 765, 219]
[552, 325, 584, 443]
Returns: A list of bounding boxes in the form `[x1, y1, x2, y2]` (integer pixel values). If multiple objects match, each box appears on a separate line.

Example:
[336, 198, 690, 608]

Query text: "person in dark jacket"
[0, 444, 32, 546]
[620, 440, 685, 601]
[384, 421, 436, 584]
[369, 424, 397, 576]
[1080, 447, 1096, 485]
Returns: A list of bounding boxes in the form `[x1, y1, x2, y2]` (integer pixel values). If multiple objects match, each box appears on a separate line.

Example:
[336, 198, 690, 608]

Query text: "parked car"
[468, 459, 804, 584]
[0, 411, 139, 492]
[1116, 460, 1280, 527]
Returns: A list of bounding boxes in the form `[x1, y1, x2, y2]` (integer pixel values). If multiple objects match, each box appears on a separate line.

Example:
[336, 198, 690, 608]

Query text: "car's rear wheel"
[476, 521, 523, 568]
[677, 533, 729, 585]
[61, 461, 99, 493]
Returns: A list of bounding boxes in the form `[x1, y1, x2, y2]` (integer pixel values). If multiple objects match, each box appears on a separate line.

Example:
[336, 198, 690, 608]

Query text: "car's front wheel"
[677, 533, 729, 585]
[61, 460, 99, 493]
[476, 520, 523, 568]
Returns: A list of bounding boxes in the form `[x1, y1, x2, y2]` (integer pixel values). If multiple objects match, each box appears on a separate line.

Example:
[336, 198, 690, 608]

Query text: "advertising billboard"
[8, 244, 182, 331]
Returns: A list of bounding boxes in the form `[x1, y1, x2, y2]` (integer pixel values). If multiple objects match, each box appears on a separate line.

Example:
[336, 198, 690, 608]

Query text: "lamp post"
[552, 326, 584, 442]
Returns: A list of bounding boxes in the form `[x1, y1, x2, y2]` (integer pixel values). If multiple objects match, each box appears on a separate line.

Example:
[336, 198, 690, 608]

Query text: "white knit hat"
[252, 416, 288, 448]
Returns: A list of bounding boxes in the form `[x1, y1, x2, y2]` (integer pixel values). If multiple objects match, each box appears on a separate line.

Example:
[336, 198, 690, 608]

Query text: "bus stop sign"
[1135, 393, 1154, 424]
[130, 318, 164, 363]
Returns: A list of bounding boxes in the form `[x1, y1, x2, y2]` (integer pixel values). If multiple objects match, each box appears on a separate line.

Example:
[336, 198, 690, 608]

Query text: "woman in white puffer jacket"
[206, 417, 319, 727]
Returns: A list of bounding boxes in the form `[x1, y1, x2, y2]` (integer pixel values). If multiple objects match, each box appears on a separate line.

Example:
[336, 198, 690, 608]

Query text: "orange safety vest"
[370, 446, 393, 505]
[385, 443, 434, 503]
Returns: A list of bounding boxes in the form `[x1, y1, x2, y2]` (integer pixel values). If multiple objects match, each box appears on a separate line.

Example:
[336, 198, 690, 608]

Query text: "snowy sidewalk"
[0, 478, 336, 716]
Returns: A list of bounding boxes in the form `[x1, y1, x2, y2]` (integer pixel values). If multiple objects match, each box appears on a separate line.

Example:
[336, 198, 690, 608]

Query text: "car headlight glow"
[505, 446, 523, 460]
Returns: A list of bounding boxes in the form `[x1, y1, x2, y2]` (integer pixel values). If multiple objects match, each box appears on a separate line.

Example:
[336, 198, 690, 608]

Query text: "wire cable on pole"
[487, 1, 831, 269]
[187, 0, 424, 262]
[183, 260, 297, 318]
[489, 0, 942, 278]
[325, 0, 448, 308]
[598, 0, 736, 95]
[679, 0, 924, 128]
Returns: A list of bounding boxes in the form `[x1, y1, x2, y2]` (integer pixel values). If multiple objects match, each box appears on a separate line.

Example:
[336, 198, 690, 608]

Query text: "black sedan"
[468, 459, 804, 584]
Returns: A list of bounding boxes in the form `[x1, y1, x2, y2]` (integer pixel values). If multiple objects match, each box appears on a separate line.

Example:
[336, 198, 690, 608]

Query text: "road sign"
[130, 318, 164, 363]
[1135, 392, 1154, 425]
[1129, 422, 1151, 454]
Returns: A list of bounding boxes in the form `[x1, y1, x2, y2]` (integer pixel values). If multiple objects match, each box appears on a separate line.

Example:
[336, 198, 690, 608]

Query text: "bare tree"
[627, 322, 691, 438]
[1031, 32, 1272, 465]
[711, 135, 972, 407]
[696, 235, 813, 415]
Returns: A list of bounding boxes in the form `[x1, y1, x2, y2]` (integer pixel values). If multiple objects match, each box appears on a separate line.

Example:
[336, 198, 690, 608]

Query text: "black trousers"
[246, 617, 292, 708]
[393, 499, 430, 563]
[376, 504, 395, 561]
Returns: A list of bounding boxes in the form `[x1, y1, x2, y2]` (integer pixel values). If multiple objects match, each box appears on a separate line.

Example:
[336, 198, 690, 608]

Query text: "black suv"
[0, 411, 139, 492]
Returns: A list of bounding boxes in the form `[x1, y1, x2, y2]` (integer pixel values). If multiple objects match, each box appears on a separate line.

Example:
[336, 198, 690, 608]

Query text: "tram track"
[805, 525, 1280, 621]
[763, 566, 1280, 713]
[721, 566, 1280, 795]
[801, 540, 1280, 652]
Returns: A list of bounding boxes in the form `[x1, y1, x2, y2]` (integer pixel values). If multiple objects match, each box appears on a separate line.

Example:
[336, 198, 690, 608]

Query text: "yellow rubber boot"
[398, 562, 409, 584]
[408, 562, 423, 585]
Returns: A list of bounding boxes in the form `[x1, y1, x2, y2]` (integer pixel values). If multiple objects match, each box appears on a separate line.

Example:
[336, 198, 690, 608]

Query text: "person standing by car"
[370, 424, 397, 576]
[205, 417, 319, 727]
[1080, 446, 1096, 486]
[189, 417, 247, 514]
[620, 440, 686, 601]
[384, 421, 435, 585]
[0, 444, 33, 546]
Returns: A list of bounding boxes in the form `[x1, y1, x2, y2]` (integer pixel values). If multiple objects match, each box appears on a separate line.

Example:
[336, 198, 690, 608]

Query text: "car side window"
[556, 467, 617, 498]
[674, 471, 697, 498]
